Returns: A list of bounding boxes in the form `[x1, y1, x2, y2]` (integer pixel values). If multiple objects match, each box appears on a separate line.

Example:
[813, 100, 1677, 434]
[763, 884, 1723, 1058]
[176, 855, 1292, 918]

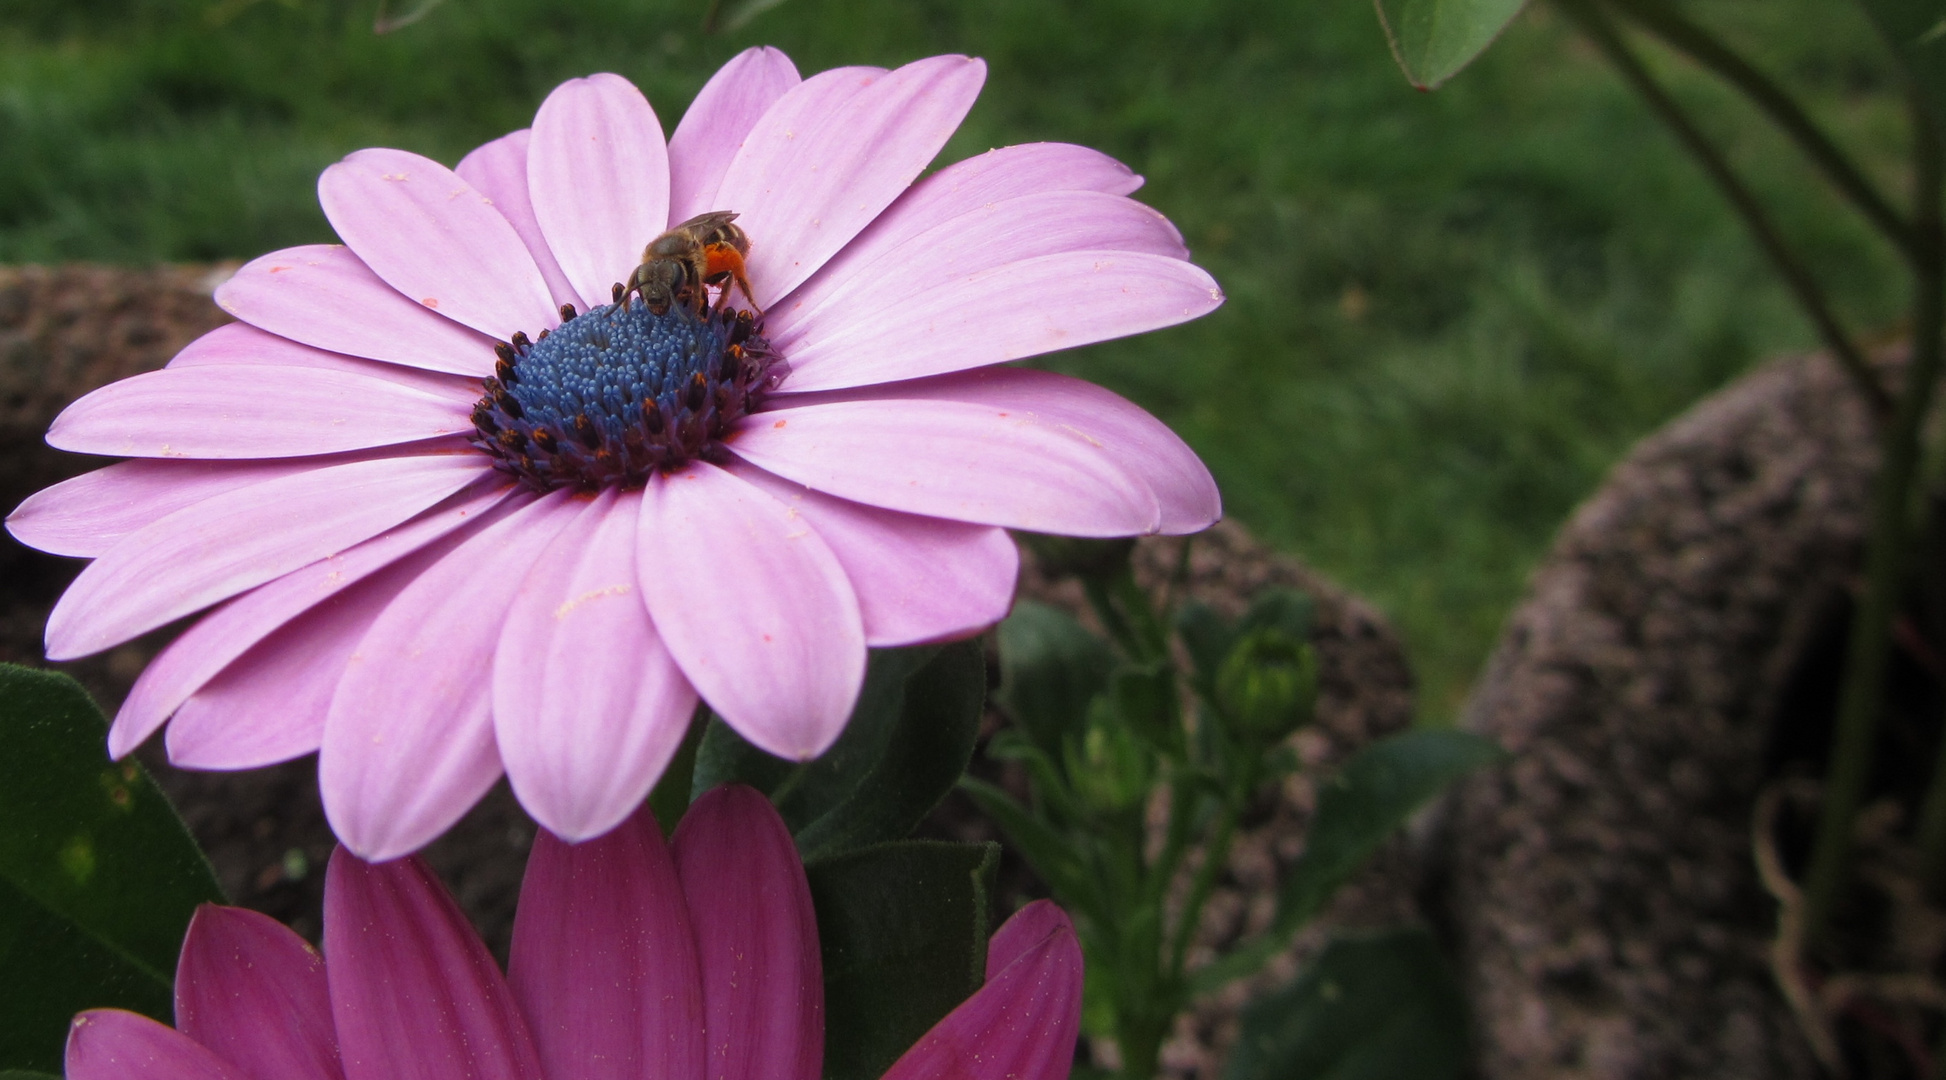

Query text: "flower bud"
[1066, 701, 1153, 813]
[1215, 627, 1319, 740]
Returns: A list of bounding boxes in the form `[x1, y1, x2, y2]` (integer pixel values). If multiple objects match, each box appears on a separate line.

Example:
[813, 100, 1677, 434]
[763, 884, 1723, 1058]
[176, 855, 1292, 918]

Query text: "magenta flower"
[63, 785, 1084, 1080]
[8, 48, 1221, 858]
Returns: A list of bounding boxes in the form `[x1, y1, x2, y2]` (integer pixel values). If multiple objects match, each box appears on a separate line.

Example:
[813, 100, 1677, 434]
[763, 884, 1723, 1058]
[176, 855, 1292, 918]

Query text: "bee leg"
[704, 244, 761, 316]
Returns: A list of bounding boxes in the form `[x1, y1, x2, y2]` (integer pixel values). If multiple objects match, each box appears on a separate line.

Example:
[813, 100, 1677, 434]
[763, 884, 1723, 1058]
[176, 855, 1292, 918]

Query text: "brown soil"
[0, 265, 1423, 1075]
[1438, 348, 1886, 1080]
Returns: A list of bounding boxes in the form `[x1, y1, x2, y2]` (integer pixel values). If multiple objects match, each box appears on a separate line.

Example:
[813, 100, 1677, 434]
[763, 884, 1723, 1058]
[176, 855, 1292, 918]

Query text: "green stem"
[1608, 0, 1916, 267]
[1802, 94, 1946, 944]
[1556, 0, 1891, 418]
[1916, 496, 1946, 891]
[1164, 794, 1241, 983]
[1113, 1010, 1171, 1080]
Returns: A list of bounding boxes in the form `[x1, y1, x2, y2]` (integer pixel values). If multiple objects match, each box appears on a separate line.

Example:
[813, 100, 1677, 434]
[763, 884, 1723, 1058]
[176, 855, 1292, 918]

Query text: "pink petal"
[319, 148, 556, 340]
[637, 462, 864, 761]
[509, 805, 705, 1080]
[216, 245, 500, 377]
[66, 1010, 250, 1080]
[48, 366, 472, 459]
[493, 488, 697, 841]
[8, 458, 319, 559]
[321, 491, 578, 861]
[795, 367, 1219, 535]
[124, 484, 510, 762]
[769, 190, 1185, 349]
[176, 905, 343, 1080]
[455, 130, 582, 311]
[166, 550, 428, 770]
[766, 139, 1145, 334]
[528, 74, 672, 312]
[729, 398, 1159, 536]
[324, 849, 544, 1080]
[880, 900, 1083, 1080]
[727, 461, 1017, 646]
[672, 786, 822, 1080]
[768, 251, 1223, 393]
[45, 452, 489, 660]
[715, 56, 986, 307]
[668, 47, 802, 223]
[168, 322, 481, 404]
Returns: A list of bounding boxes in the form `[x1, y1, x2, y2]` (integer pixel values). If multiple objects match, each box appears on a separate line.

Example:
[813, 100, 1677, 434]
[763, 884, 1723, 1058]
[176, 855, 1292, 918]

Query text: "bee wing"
[673, 210, 740, 231]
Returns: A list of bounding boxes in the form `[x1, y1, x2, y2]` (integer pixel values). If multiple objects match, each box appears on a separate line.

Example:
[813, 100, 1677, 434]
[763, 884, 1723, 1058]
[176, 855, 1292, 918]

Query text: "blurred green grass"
[0, 0, 1910, 717]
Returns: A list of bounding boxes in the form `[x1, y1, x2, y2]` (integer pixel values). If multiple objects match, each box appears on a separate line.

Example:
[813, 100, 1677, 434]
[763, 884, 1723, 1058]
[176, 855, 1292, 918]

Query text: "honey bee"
[621, 210, 759, 318]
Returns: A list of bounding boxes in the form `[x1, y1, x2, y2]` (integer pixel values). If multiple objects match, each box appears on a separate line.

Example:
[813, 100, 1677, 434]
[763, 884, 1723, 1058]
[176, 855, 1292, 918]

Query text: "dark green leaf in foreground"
[1225, 926, 1468, 1080]
[1279, 729, 1501, 928]
[0, 664, 223, 1071]
[1374, 0, 1528, 89]
[1191, 729, 1500, 993]
[808, 840, 998, 1080]
[997, 602, 1115, 755]
[0, 1069, 66, 1080]
[1858, 0, 1946, 133]
[692, 643, 985, 862]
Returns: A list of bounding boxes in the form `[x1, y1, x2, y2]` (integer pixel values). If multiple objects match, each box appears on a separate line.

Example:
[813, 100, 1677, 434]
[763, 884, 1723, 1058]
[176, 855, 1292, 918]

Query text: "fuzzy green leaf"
[1374, 0, 1527, 89]
[0, 664, 222, 1071]
[808, 840, 998, 1080]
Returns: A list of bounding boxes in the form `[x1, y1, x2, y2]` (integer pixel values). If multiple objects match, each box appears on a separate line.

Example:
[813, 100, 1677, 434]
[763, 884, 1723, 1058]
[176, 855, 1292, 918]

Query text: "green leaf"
[1191, 730, 1499, 994]
[0, 665, 223, 1071]
[807, 840, 998, 1080]
[0, 1071, 64, 1080]
[997, 602, 1115, 754]
[790, 642, 985, 862]
[1280, 730, 1500, 928]
[1859, 0, 1946, 132]
[692, 644, 985, 862]
[957, 777, 1103, 917]
[1374, 0, 1528, 89]
[1226, 926, 1468, 1080]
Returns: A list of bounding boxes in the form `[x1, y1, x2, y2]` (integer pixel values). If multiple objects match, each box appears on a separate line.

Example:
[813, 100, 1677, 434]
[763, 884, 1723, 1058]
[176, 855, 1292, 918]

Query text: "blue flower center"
[469, 300, 786, 492]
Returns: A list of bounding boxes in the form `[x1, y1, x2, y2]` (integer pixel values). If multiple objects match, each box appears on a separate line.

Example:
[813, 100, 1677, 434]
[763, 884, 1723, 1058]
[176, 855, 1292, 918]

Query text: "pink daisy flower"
[64, 785, 1085, 1080]
[8, 48, 1221, 859]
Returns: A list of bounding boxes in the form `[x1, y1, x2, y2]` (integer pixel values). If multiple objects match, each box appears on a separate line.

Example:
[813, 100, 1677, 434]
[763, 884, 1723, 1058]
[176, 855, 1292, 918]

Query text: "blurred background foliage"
[0, 0, 1912, 716]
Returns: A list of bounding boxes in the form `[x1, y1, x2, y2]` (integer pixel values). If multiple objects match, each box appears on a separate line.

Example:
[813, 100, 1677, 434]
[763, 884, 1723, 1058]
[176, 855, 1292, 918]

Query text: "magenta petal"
[45, 453, 487, 660]
[727, 462, 1017, 646]
[49, 365, 472, 459]
[637, 462, 864, 760]
[797, 367, 1219, 535]
[672, 786, 822, 1080]
[730, 399, 1160, 536]
[455, 129, 582, 310]
[168, 322, 480, 405]
[770, 251, 1223, 393]
[982, 899, 1072, 978]
[177, 905, 343, 1080]
[880, 901, 1083, 1080]
[509, 805, 705, 1080]
[216, 245, 500, 377]
[321, 492, 578, 861]
[493, 488, 698, 841]
[770, 191, 1185, 348]
[7, 458, 318, 559]
[325, 849, 544, 1080]
[319, 148, 556, 341]
[133, 485, 510, 764]
[668, 46, 802, 223]
[715, 56, 986, 306]
[66, 1010, 251, 1080]
[528, 74, 672, 312]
